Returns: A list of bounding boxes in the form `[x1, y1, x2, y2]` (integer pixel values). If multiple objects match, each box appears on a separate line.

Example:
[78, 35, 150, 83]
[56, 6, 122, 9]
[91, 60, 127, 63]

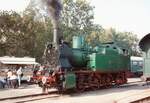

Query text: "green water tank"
[73, 36, 84, 49]
[87, 45, 130, 72]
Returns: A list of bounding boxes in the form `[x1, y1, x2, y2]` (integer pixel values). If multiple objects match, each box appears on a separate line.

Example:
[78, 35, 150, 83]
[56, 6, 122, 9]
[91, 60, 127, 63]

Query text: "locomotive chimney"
[53, 27, 58, 48]
[42, 0, 62, 49]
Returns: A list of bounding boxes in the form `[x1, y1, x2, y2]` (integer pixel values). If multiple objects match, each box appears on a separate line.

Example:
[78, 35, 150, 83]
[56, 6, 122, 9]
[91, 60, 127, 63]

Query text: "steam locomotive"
[31, 36, 130, 92]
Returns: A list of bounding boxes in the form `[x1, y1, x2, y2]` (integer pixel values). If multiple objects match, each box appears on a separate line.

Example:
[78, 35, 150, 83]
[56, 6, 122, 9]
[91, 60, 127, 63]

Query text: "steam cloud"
[42, 0, 62, 29]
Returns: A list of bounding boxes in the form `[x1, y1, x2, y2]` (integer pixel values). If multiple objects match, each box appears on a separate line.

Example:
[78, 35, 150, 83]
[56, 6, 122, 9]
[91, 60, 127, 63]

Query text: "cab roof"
[139, 33, 150, 51]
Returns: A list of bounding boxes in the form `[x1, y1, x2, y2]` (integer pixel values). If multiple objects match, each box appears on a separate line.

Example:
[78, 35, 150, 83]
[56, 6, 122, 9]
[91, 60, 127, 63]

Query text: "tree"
[24, 0, 95, 41]
[0, 11, 51, 62]
[61, 0, 94, 41]
[85, 24, 105, 46]
[0, 0, 141, 62]
[23, 9, 54, 62]
[101, 28, 140, 55]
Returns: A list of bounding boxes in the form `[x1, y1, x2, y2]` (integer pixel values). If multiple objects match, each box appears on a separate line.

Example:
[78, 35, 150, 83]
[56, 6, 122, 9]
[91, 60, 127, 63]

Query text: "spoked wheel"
[77, 83, 85, 92]
[76, 74, 85, 92]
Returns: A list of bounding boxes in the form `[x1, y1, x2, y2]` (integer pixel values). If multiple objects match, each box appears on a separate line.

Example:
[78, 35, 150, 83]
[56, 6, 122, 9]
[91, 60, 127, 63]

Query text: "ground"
[0, 78, 150, 103]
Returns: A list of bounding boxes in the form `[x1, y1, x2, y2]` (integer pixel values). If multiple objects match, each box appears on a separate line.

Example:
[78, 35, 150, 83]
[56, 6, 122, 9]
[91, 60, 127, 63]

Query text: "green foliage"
[86, 27, 140, 56]
[0, 0, 141, 63]
[61, 0, 94, 41]
[0, 10, 53, 62]
[102, 28, 140, 56]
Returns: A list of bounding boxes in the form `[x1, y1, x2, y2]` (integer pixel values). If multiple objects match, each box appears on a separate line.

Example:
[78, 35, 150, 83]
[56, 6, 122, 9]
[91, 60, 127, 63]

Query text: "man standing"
[7, 69, 12, 88]
[17, 67, 22, 86]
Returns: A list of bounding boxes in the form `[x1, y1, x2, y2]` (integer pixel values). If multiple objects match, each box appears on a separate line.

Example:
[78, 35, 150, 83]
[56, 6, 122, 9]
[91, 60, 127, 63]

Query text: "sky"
[0, 0, 150, 39]
[90, 0, 150, 39]
[0, 0, 30, 12]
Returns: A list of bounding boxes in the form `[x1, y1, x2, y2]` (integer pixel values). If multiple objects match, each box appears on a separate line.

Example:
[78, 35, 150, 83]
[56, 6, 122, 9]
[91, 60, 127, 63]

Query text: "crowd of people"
[0, 64, 54, 89]
[5, 67, 23, 89]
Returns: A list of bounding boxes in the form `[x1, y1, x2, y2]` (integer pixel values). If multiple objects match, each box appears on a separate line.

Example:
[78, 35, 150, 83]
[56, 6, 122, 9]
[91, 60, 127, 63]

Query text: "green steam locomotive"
[34, 35, 130, 92]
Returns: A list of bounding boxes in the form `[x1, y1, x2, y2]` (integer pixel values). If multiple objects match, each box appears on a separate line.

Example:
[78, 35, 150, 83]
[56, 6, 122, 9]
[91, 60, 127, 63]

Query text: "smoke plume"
[42, 0, 62, 28]
[42, 0, 62, 46]
[42, 0, 62, 68]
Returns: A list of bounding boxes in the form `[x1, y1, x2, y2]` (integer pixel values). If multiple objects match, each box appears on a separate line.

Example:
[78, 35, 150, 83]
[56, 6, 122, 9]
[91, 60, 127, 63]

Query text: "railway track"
[114, 81, 150, 103]
[13, 94, 59, 103]
[116, 90, 150, 103]
[131, 96, 150, 103]
[0, 90, 58, 101]
[0, 91, 61, 103]
[115, 95, 150, 103]
[1, 80, 149, 103]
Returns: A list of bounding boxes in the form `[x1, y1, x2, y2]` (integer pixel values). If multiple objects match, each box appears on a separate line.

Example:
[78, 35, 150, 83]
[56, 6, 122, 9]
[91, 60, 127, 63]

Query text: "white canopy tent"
[130, 56, 143, 61]
[0, 57, 38, 65]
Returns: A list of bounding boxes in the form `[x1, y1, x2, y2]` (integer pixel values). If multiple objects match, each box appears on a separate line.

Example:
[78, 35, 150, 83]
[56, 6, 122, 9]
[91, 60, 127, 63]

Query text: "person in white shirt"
[39, 66, 44, 71]
[10, 72, 18, 88]
[7, 70, 12, 88]
[7, 70, 12, 78]
[17, 67, 23, 86]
